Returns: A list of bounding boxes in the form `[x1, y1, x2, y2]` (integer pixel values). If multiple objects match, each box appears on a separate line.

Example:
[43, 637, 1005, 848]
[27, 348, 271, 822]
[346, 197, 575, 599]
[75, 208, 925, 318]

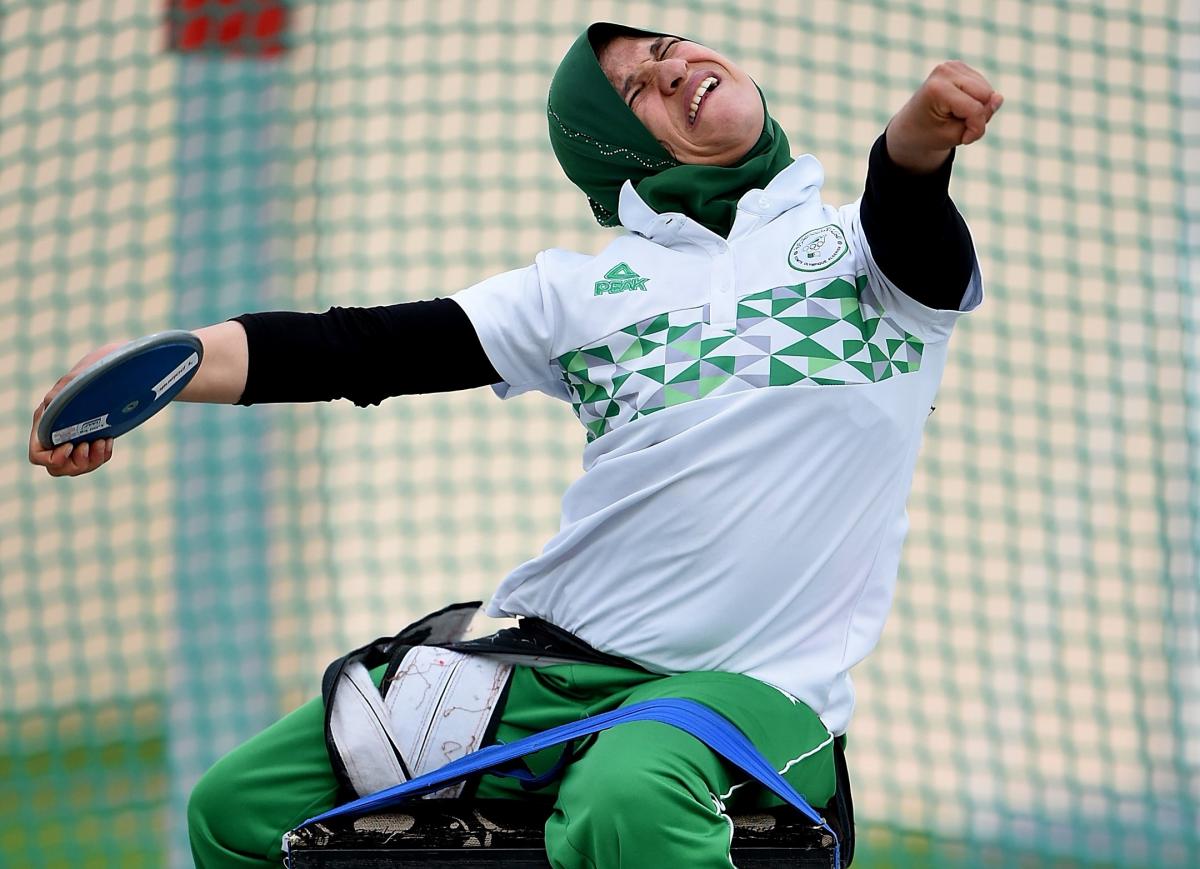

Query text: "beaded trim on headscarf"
[547, 105, 677, 170]
[586, 196, 614, 225]
[547, 107, 676, 171]
[547, 106, 676, 226]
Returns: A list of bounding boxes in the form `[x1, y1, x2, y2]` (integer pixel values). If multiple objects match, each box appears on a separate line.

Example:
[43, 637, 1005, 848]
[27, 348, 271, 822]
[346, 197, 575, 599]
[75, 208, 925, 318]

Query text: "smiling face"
[597, 34, 765, 166]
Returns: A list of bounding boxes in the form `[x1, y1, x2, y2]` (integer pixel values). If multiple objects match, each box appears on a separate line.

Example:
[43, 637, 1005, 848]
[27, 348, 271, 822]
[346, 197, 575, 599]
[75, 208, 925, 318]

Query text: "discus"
[37, 330, 203, 449]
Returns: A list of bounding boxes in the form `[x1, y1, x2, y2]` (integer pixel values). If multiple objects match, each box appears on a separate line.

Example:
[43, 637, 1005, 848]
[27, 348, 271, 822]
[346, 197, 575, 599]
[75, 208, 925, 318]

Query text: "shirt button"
[757, 196, 771, 208]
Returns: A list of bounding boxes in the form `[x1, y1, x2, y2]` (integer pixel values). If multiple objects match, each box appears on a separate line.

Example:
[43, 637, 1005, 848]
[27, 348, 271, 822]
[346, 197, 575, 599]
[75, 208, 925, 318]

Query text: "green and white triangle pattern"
[556, 274, 924, 442]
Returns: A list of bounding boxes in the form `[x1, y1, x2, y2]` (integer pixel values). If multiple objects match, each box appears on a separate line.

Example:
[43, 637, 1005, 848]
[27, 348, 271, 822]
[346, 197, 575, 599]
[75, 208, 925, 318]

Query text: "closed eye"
[627, 37, 684, 108]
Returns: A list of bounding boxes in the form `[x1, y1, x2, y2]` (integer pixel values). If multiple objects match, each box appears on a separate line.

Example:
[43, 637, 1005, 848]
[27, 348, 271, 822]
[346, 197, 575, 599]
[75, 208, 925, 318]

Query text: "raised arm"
[859, 61, 1002, 310]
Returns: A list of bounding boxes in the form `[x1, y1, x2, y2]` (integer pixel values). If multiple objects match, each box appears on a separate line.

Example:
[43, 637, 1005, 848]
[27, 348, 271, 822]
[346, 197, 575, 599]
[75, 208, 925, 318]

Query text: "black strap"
[831, 735, 856, 866]
[320, 602, 637, 801]
[443, 617, 648, 671]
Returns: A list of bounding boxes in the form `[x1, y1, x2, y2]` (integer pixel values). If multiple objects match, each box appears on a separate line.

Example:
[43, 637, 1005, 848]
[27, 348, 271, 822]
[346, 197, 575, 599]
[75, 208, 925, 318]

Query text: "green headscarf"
[547, 23, 793, 238]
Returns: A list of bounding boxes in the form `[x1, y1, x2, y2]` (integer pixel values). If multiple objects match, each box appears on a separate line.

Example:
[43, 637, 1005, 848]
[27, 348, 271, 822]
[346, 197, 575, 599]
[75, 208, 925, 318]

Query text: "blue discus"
[37, 330, 203, 449]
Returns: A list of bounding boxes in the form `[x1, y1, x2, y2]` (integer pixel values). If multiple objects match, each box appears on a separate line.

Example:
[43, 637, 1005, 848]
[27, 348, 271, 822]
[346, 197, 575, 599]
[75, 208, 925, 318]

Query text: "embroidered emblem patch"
[788, 225, 849, 272]
[594, 262, 650, 296]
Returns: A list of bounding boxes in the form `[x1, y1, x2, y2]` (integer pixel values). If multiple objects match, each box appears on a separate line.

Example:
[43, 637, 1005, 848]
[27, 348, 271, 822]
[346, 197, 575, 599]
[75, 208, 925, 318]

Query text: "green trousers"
[188, 662, 836, 868]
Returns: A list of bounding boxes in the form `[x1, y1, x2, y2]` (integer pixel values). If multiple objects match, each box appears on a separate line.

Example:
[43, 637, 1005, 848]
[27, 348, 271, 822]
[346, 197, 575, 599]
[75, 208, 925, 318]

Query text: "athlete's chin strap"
[286, 697, 841, 868]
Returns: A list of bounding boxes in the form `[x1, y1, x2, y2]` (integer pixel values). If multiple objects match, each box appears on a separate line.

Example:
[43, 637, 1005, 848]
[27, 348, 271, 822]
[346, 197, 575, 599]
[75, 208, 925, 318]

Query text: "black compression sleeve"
[859, 131, 976, 311]
[231, 298, 501, 407]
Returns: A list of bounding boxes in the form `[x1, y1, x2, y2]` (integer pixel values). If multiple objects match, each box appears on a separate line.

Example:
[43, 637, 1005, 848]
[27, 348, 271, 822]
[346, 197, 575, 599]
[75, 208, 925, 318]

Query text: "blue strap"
[298, 698, 839, 867]
[491, 741, 578, 791]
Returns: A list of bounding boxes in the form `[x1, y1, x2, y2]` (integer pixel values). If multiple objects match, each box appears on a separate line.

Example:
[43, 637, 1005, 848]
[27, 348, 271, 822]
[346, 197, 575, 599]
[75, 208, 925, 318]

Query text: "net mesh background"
[1, 1, 1198, 866]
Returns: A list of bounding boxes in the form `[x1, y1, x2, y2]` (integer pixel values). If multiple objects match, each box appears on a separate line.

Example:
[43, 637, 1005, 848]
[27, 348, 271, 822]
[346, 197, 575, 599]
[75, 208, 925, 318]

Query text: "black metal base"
[285, 800, 839, 868]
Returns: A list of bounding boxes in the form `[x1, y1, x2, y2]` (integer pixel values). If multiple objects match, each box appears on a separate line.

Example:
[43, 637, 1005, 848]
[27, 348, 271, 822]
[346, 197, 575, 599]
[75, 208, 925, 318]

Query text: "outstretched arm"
[29, 299, 499, 477]
[230, 299, 498, 408]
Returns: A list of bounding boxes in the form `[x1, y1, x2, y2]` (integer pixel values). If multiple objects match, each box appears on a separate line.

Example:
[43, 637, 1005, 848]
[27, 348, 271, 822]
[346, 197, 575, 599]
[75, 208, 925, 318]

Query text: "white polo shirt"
[453, 155, 982, 734]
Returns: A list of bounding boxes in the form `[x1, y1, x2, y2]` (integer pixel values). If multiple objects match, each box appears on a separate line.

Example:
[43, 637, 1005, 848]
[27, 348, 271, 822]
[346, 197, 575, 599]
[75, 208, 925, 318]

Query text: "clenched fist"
[886, 60, 1003, 174]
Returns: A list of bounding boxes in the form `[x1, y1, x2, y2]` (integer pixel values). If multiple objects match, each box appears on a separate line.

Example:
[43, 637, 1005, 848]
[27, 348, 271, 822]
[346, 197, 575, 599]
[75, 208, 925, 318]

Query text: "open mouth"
[688, 75, 720, 126]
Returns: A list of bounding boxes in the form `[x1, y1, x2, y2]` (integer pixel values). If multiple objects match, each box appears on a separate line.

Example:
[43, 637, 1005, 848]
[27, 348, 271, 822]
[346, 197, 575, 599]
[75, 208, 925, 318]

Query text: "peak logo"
[594, 263, 649, 296]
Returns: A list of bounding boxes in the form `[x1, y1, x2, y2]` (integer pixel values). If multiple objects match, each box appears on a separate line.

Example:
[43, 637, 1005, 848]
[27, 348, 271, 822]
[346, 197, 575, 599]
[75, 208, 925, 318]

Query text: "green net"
[2, 1, 1198, 866]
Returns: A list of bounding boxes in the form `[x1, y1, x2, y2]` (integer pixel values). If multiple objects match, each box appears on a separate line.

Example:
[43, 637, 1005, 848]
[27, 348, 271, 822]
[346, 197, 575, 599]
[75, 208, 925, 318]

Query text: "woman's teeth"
[689, 76, 718, 124]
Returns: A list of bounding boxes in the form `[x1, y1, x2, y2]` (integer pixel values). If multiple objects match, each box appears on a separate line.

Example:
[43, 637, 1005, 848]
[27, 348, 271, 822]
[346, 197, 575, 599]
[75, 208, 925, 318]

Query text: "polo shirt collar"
[616, 155, 825, 244]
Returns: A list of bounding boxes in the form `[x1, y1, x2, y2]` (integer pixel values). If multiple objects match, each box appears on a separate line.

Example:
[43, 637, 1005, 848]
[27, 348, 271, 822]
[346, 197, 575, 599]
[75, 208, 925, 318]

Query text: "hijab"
[547, 23, 793, 238]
